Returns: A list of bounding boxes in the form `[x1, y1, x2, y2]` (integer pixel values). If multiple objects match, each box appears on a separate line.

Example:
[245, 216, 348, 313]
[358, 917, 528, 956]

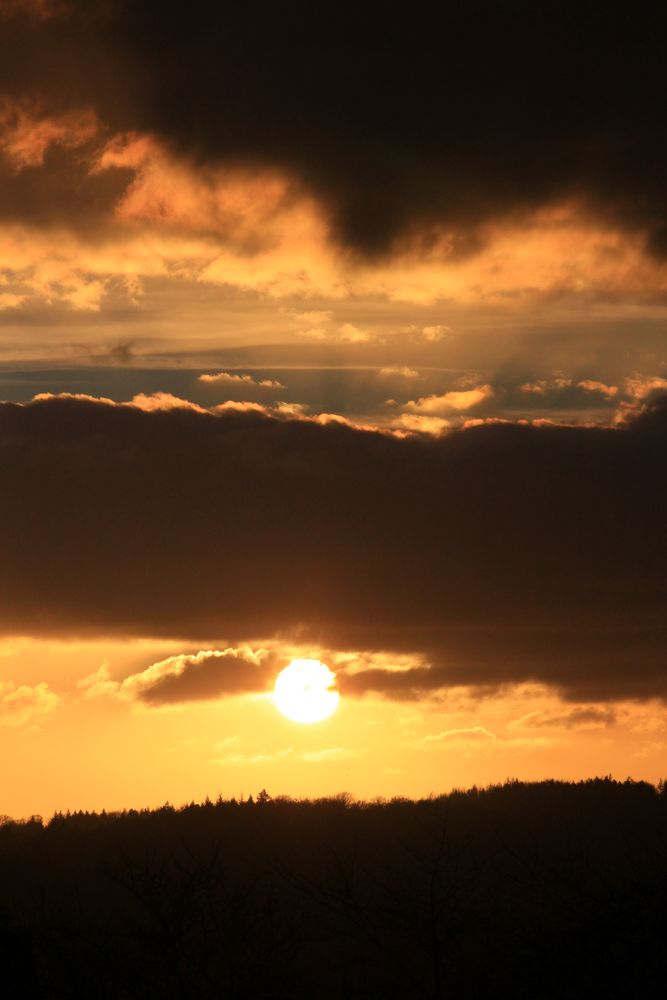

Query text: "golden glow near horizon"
[273, 658, 340, 724]
[1, 638, 667, 818]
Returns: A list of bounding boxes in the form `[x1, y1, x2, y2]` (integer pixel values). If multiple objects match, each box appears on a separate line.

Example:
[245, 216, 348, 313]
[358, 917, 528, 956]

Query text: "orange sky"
[0, 2, 666, 817]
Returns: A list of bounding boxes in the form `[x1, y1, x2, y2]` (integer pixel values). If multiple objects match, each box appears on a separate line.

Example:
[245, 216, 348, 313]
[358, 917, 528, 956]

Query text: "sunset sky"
[1, 0, 666, 818]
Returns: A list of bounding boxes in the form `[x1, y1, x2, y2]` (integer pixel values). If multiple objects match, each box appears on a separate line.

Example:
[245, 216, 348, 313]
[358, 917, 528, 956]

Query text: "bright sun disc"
[273, 659, 340, 724]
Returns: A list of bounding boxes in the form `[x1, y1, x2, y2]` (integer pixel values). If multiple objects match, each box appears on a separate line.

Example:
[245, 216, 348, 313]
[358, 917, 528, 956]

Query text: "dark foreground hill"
[1, 779, 666, 999]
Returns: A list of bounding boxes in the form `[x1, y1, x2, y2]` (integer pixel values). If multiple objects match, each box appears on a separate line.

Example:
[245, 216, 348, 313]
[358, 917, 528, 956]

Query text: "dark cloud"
[122, 648, 277, 705]
[0, 392, 665, 701]
[0, 141, 130, 233]
[0, 2, 666, 254]
[0, 1, 71, 20]
[534, 706, 617, 729]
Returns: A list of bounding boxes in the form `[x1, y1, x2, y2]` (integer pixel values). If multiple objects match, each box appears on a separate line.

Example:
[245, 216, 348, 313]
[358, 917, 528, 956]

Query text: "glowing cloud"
[403, 384, 494, 416]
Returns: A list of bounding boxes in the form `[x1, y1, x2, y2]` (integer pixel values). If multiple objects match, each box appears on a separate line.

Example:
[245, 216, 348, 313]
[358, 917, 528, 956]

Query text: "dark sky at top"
[1, 0, 666, 255]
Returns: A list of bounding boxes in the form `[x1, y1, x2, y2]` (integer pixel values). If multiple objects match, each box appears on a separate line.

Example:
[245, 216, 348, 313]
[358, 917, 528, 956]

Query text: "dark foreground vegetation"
[1, 779, 667, 998]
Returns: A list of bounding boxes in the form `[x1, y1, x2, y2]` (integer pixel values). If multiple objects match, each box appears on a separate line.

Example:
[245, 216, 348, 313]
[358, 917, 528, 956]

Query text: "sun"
[273, 659, 340, 724]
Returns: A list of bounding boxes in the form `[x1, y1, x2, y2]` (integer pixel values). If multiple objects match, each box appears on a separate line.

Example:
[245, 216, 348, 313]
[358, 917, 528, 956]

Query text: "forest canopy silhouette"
[1, 779, 666, 998]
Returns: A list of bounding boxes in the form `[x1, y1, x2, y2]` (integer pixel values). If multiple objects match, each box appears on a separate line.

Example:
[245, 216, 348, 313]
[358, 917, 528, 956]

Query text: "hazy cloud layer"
[0, 0, 664, 394]
[0, 94, 664, 367]
[0, 392, 665, 701]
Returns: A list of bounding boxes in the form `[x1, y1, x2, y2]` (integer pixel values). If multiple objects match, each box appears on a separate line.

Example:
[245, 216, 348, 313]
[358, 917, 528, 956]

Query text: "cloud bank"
[0, 392, 665, 701]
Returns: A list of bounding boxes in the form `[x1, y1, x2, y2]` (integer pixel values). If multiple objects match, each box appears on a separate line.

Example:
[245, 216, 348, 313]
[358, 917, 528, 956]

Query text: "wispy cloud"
[0, 680, 61, 729]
